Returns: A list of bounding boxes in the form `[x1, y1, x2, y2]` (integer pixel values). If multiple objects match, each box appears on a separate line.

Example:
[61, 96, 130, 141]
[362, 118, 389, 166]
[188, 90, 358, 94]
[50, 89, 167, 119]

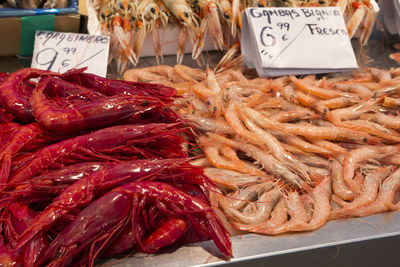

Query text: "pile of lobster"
[0, 68, 232, 266]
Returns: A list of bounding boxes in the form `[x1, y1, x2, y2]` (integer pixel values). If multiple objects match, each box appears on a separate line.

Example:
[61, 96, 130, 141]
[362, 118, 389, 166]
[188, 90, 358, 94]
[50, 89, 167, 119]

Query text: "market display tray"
[106, 212, 400, 267]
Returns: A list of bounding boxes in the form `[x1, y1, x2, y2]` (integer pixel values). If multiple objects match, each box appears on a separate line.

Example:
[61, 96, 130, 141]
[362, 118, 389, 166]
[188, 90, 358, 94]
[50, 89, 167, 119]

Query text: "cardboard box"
[0, 13, 85, 56]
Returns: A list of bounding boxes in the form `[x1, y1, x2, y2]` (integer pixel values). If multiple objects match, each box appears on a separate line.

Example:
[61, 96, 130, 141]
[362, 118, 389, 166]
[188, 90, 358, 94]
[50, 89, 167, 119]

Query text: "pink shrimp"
[174, 64, 206, 82]
[343, 146, 400, 193]
[368, 68, 392, 83]
[204, 167, 269, 189]
[247, 190, 309, 235]
[226, 187, 282, 225]
[9, 123, 185, 183]
[330, 158, 356, 201]
[320, 96, 362, 109]
[243, 106, 377, 144]
[269, 109, 319, 123]
[331, 83, 372, 99]
[360, 112, 400, 130]
[279, 134, 332, 155]
[341, 167, 391, 210]
[208, 133, 310, 188]
[327, 99, 377, 124]
[339, 120, 400, 143]
[238, 109, 316, 183]
[290, 76, 346, 100]
[300, 176, 331, 231]
[31, 76, 167, 132]
[307, 139, 347, 155]
[382, 96, 400, 108]
[334, 168, 400, 218]
[35, 181, 231, 266]
[200, 138, 265, 176]
[183, 113, 234, 135]
[234, 197, 288, 232]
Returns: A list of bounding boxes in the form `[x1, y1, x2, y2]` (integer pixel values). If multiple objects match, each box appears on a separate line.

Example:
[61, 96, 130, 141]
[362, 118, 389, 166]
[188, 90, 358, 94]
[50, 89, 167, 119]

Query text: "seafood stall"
[2, 0, 400, 266]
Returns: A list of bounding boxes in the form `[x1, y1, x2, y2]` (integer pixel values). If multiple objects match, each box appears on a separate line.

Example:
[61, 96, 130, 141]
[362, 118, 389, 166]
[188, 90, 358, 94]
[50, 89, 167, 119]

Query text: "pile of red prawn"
[125, 64, 400, 236]
[0, 68, 232, 266]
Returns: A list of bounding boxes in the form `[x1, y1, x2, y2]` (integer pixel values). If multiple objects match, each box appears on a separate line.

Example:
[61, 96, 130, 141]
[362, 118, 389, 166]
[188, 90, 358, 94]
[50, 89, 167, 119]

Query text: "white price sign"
[241, 7, 358, 77]
[31, 31, 110, 77]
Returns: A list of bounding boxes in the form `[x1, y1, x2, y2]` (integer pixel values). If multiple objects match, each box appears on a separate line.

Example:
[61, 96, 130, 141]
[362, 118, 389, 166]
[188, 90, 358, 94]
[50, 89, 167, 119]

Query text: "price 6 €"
[34, 47, 77, 71]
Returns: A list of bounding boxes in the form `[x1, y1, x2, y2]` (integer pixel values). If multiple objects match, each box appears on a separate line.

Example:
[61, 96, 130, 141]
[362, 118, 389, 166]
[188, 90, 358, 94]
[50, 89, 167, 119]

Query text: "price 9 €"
[34, 47, 77, 71]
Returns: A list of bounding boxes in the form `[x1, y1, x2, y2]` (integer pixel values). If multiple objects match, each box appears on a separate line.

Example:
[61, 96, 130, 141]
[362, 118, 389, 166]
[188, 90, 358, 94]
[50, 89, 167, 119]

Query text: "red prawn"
[15, 158, 201, 250]
[45, 76, 105, 100]
[9, 123, 185, 183]
[8, 203, 49, 267]
[62, 68, 177, 103]
[34, 181, 231, 267]
[1, 162, 112, 204]
[0, 68, 59, 122]
[0, 123, 60, 187]
[31, 76, 169, 132]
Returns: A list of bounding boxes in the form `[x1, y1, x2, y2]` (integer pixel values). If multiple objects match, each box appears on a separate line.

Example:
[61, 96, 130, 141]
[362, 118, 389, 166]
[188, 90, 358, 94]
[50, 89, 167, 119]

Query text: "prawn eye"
[224, 12, 230, 19]
[120, 3, 124, 9]
[131, 15, 135, 20]
[318, 0, 325, 4]
[151, 7, 156, 13]
[184, 12, 189, 18]
[101, 13, 105, 19]
[257, 2, 264, 7]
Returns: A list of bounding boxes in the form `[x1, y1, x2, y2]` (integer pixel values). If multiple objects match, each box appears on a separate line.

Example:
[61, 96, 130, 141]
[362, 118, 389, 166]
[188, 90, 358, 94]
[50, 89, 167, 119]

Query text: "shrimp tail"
[205, 2, 224, 51]
[231, 0, 241, 38]
[346, 5, 366, 39]
[133, 23, 147, 63]
[113, 25, 138, 66]
[177, 26, 188, 65]
[152, 26, 164, 65]
[192, 20, 208, 60]
[215, 41, 240, 73]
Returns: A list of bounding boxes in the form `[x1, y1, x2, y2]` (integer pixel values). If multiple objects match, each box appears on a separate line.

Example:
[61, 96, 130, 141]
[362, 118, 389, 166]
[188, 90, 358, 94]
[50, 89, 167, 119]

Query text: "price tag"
[31, 30, 110, 77]
[241, 7, 358, 77]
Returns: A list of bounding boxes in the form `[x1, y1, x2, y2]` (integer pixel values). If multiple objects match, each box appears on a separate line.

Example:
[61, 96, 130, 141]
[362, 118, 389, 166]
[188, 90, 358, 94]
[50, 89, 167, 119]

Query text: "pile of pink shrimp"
[127, 64, 400, 236]
[0, 68, 232, 266]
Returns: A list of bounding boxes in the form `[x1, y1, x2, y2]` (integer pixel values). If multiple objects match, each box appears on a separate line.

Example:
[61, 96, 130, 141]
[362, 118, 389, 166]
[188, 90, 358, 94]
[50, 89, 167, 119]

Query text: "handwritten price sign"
[241, 7, 358, 77]
[31, 31, 110, 77]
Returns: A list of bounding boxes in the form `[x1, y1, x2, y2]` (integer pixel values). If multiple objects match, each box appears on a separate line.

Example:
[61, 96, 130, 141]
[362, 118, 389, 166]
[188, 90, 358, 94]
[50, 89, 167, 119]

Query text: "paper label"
[31, 30, 110, 77]
[241, 7, 358, 77]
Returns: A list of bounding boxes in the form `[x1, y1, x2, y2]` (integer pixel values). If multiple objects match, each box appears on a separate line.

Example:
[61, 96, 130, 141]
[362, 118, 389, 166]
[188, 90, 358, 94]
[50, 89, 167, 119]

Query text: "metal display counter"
[107, 212, 400, 267]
